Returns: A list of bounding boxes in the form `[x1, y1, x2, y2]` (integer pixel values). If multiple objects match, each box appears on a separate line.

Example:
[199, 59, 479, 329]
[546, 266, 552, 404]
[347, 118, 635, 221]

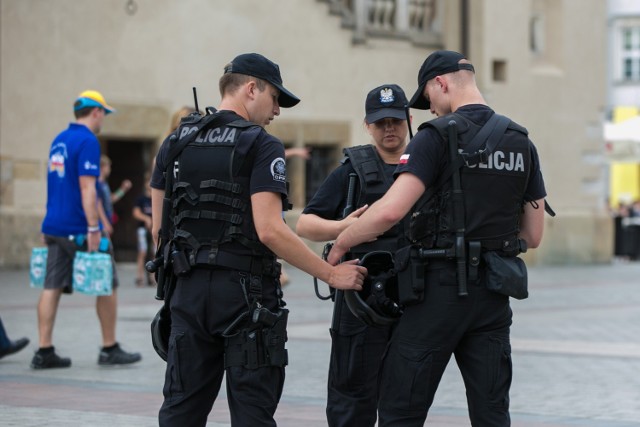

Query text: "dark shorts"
[43, 234, 119, 292]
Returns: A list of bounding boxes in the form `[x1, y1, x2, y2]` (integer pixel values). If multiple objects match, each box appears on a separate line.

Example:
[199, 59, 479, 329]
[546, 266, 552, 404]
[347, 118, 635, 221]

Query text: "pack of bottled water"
[72, 252, 113, 296]
[29, 247, 48, 288]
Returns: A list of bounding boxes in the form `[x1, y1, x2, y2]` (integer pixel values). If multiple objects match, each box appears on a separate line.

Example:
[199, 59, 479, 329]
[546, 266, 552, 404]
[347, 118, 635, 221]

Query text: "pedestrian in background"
[35, 90, 141, 369]
[97, 155, 132, 232]
[132, 174, 154, 287]
[0, 316, 29, 361]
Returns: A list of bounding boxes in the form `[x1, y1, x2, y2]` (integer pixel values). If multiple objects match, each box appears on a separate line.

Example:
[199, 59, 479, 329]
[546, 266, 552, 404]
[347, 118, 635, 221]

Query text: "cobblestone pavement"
[1, 260, 639, 426]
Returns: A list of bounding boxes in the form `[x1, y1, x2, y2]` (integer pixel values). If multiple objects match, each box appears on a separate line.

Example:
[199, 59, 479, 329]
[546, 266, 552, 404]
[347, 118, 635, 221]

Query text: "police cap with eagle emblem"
[364, 84, 408, 124]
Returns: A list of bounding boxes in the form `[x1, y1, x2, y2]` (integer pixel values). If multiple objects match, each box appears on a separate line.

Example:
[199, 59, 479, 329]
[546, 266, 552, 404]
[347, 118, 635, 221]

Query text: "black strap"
[416, 113, 511, 211]
[467, 241, 482, 281]
[460, 113, 510, 167]
[343, 145, 394, 206]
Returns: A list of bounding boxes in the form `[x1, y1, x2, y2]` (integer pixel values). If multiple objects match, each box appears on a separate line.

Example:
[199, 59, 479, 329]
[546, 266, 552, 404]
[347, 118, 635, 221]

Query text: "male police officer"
[297, 84, 410, 427]
[150, 53, 365, 427]
[328, 50, 547, 426]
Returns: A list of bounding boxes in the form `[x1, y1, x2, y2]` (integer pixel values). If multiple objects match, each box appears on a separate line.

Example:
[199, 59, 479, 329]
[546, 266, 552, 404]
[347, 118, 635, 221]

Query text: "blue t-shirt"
[41, 123, 101, 236]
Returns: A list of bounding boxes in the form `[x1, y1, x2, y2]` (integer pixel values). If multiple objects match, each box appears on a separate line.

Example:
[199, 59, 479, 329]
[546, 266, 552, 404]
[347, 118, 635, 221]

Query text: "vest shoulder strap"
[342, 145, 394, 204]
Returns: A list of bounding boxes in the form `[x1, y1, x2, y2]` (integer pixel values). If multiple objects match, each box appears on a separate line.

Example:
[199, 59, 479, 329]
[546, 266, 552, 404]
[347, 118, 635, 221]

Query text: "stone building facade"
[0, 0, 609, 266]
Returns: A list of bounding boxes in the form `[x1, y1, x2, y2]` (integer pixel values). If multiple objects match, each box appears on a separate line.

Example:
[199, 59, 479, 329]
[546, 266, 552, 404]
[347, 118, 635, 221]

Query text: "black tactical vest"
[170, 114, 281, 271]
[342, 145, 405, 255]
[409, 112, 531, 252]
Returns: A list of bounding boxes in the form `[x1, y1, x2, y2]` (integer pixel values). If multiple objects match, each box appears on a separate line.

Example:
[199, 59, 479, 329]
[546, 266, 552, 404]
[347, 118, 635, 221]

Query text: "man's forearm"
[296, 213, 343, 242]
[80, 182, 99, 227]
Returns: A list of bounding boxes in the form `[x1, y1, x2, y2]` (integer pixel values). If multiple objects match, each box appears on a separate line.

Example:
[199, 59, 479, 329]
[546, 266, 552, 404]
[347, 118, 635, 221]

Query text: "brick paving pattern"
[1, 261, 639, 426]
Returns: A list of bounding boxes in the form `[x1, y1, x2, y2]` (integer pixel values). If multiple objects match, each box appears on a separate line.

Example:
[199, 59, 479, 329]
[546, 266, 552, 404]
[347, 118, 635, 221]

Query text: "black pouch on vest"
[483, 251, 528, 300]
[394, 246, 425, 306]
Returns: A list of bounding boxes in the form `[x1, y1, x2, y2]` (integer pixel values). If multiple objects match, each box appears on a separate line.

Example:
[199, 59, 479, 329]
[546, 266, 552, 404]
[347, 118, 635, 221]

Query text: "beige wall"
[0, 0, 610, 266]
[475, 0, 611, 264]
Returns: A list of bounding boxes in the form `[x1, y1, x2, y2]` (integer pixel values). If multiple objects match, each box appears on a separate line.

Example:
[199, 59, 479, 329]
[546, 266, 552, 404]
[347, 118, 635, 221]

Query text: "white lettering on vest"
[195, 128, 237, 144]
[179, 126, 199, 139]
[464, 150, 525, 172]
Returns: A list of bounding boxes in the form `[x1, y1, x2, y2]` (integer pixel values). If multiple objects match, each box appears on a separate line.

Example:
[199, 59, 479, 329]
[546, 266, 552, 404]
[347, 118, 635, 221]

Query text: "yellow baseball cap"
[74, 90, 115, 114]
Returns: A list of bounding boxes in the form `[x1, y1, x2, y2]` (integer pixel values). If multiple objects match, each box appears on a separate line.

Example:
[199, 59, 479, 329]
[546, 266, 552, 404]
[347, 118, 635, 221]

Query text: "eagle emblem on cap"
[379, 88, 395, 104]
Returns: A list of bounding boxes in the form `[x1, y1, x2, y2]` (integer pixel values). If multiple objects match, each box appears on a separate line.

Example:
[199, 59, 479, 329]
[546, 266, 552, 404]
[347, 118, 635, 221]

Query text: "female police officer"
[297, 84, 410, 427]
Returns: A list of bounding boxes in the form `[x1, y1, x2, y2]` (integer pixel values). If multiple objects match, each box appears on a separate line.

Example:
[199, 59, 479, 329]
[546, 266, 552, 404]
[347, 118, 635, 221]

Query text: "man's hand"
[327, 259, 366, 290]
[87, 231, 101, 252]
[102, 221, 114, 236]
[341, 204, 369, 227]
[327, 241, 349, 266]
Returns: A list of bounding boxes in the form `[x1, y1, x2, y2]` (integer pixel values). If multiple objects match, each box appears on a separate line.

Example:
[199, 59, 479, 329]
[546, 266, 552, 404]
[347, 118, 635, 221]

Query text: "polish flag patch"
[399, 154, 410, 164]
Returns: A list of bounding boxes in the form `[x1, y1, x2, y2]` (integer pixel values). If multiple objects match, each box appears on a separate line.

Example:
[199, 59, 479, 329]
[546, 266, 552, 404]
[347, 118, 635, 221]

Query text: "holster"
[223, 306, 289, 369]
[394, 245, 425, 306]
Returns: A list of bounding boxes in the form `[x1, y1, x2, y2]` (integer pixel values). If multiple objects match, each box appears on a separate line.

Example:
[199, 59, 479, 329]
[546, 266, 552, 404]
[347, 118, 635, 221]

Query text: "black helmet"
[151, 306, 171, 361]
[344, 251, 403, 327]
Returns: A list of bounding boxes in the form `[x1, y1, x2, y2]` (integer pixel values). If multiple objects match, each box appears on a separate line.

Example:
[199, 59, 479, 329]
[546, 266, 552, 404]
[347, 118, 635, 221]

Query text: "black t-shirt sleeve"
[524, 140, 547, 201]
[394, 127, 445, 187]
[302, 164, 352, 219]
[150, 134, 172, 190]
[250, 133, 288, 197]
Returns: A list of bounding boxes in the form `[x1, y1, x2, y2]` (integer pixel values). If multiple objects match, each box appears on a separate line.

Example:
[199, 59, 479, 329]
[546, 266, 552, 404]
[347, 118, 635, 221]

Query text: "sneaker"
[30, 349, 71, 369]
[98, 343, 142, 366]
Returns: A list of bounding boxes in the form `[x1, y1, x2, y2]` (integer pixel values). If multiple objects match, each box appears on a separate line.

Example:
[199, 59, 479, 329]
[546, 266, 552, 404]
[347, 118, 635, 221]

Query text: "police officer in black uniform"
[150, 53, 366, 427]
[328, 50, 547, 426]
[297, 84, 410, 427]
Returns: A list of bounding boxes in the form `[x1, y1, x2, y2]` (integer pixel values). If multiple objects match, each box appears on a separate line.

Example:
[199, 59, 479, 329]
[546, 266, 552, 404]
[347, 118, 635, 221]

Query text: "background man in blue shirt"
[35, 90, 141, 369]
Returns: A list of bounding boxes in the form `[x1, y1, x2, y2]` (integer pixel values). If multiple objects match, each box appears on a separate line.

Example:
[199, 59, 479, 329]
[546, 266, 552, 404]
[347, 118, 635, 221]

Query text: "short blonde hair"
[219, 68, 267, 98]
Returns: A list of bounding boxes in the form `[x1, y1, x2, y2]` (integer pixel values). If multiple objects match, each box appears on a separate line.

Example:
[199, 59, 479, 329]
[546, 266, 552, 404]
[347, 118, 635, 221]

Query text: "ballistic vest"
[342, 145, 404, 255]
[409, 112, 531, 253]
[170, 113, 284, 274]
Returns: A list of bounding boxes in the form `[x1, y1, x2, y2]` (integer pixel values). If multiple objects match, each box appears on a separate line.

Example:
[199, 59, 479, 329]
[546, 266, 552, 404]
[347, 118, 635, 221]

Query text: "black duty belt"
[480, 238, 522, 253]
[192, 249, 279, 277]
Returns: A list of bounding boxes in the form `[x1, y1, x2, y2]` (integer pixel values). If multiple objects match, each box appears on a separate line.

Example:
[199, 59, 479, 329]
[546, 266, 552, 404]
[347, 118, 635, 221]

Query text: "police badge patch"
[379, 88, 394, 104]
[270, 157, 286, 182]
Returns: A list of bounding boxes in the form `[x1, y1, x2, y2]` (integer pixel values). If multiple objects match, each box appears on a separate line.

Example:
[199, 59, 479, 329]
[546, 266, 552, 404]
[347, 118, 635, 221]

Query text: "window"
[620, 27, 640, 81]
[492, 60, 507, 82]
[304, 146, 337, 205]
[530, 14, 545, 54]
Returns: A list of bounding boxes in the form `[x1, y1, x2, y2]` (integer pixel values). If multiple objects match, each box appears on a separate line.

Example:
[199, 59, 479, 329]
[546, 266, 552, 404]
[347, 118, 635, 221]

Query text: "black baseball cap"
[408, 50, 475, 110]
[365, 84, 408, 123]
[224, 53, 300, 108]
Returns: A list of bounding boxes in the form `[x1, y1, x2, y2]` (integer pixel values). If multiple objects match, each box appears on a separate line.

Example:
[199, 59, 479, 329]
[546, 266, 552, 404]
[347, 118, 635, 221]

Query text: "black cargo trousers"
[377, 265, 513, 427]
[159, 268, 284, 427]
[327, 293, 392, 427]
